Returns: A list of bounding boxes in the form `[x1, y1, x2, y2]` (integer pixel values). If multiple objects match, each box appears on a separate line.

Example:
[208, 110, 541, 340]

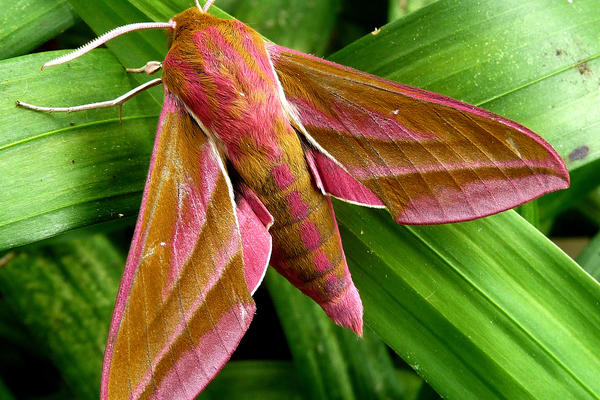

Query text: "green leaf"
[516, 201, 541, 231]
[0, 235, 122, 399]
[215, 0, 341, 54]
[65, 0, 174, 106]
[0, 50, 157, 250]
[200, 361, 305, 400]
[332, 328, 415, 399]
[577, 231, 600, 280]
[124, 0, 231, 22]
[266, 269, 413, 400]
[73, 0, 338, 55]
[0, 0, 77, 60]
[266, 270, 355, 400]
[1, 237, 309, 400]
[538, 159, 600, 222]
[336, 202, 600, 399]
[0, 378, 15, 400]
[579, 185, 600, 228]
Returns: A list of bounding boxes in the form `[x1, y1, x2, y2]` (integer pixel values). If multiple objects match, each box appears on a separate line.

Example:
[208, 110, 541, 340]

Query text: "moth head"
[167, 5, 223, 48]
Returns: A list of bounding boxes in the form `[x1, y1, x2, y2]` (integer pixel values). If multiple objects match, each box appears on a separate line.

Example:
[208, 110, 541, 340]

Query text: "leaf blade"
[0, 0, 77, 60]
[0, 50, 158, 250]
[337, 203, 600, 399]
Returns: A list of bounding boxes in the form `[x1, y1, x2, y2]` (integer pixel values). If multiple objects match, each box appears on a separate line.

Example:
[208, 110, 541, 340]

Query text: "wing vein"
[330, 89, 445, 220]
[462, 111, 547, 195]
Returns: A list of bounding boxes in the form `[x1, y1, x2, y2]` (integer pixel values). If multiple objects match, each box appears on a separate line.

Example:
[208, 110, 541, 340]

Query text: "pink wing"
[236, 185, 273, 294]
[101, 89, 270, 399]
[268, 44, 570, 224]
[305, 146, 385, 207]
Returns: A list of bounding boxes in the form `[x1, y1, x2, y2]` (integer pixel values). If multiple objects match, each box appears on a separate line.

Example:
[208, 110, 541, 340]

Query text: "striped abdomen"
[244, 130, 363, 334]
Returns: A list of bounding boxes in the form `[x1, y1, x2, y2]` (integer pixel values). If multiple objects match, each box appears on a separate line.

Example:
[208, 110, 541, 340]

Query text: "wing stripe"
[207, 145, 249, 336]
[459, 110, 546, 197]
[153, 118, 198, 400]
[430, 108, 503, 213]
[331, 82, 524, 220]
[449, 109, 526, 204]
[141, 265, 157, 395]
[135, 122, 183, 398]
[338, 97, 434, 218]
[305, 123, 435, 221]
[269, 44, 569, 224]
[121, 126, 178, 399]
[130, 178, 248, 397]
[349, 94, 458, 219]
[306, 127, 564, 177]
[309, 96, 429, 220]
[135, 253, 248, 398]
[171, 291, 192, 399]
[170, 155, 219, 393]
[102, 90, 258, 400]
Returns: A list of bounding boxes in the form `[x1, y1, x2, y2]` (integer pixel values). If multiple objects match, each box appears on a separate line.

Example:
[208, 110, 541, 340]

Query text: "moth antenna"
[16, 78, 162, 113]
[195, 0, 202, 10]
[42, 21, 175, 70]
[202, 0, 217, 12]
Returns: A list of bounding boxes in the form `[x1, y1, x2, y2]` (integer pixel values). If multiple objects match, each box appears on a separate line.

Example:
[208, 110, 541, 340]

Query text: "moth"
[17, 1, 570, 398]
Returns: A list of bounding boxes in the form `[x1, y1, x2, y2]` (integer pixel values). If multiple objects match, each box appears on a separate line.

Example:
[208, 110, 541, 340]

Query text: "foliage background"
[0, 0, 599, 399]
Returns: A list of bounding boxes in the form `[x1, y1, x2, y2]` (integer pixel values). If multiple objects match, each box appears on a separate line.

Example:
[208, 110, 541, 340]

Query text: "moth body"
[18, 5, 570, 398]
[162, 8, 363, 333]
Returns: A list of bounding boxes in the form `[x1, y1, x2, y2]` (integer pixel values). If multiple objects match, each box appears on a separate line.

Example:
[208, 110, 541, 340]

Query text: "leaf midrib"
[0, 114, 158, 152]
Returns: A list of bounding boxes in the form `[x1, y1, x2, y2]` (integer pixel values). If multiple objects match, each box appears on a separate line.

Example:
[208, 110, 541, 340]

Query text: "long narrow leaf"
[0, 50, 157, 249]
[0, 235, 123, 398]
[216, 0, 341, 54]
[337, 204, 600, 399]
[578, 231, 600, 280]
[200, 361, 305, 400]
[0, 0, 76, 60]
[268, 249, 417, 400]
[388, 0, 437, 21]
[579, 186, 600, 228]
[0, 378, 15, 400]
[266, 270, 355, 400]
